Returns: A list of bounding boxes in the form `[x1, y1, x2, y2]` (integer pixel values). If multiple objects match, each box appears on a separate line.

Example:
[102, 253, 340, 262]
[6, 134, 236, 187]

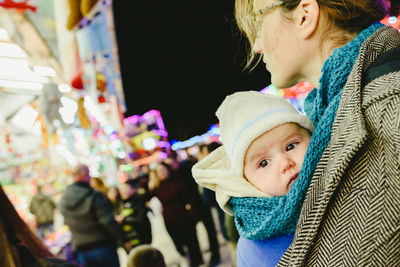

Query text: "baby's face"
[243, 123, 311, 196]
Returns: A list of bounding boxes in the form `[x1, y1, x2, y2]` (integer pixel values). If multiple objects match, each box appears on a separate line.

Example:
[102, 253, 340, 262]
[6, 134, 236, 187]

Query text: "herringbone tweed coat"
[278, 26, 400, 266]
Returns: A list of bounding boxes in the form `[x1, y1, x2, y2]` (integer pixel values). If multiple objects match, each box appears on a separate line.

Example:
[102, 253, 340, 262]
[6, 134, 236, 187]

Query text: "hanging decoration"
[71, 42, 85, 90]
[36, 113, 49, 148]
[77, 97, 91, 129]
[30, 101, 50, 148]
[66, 0, 99, 30]
[0, 0, 37, 13]
[38, 83, 66, 134]
[80, 0, 98, 16]
[96, 71, 107, 103]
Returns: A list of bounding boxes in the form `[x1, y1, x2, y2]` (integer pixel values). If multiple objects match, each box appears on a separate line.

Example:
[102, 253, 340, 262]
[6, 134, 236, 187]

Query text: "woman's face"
[253, 0, 307, 88]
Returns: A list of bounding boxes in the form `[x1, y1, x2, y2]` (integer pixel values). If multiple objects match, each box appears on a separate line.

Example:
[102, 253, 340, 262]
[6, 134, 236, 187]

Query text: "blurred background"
[0, 1, 398, 266]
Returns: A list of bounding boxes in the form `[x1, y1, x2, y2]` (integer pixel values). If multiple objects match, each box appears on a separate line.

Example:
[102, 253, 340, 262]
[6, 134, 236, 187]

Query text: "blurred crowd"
[1, 142, 238, 267]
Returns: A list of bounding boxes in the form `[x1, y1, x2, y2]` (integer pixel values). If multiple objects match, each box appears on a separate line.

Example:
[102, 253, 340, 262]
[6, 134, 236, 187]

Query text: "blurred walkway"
[53, 197, 234, 267]
[119, 197, 235, 267]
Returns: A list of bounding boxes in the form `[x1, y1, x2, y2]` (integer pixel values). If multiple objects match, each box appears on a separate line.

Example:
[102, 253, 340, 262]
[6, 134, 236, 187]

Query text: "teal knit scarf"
[231, 23, 384, 240]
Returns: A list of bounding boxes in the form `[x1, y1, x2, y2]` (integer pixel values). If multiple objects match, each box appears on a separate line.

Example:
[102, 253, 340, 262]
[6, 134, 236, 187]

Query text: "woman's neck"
[304, 29, 358, 89]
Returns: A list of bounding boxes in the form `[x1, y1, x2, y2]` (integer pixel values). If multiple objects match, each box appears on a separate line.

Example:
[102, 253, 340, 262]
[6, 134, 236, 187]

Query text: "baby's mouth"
[288, 174, 299, 187]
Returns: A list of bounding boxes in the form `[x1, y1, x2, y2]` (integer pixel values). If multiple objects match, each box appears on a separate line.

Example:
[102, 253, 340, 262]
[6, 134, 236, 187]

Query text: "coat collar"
[286, 26, 400, 264]
[322, 26, 400, 195]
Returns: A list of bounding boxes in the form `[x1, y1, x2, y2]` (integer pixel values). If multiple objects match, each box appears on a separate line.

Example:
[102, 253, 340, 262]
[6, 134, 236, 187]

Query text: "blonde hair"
[234, 0, 399, 69]
[234, 0, 261, 69]
[90, 177, 107, 195]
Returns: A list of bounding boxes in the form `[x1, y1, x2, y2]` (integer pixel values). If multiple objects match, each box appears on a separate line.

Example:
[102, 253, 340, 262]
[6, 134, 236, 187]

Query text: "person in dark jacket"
[119, 178, 152, 253]
[149, 161, 203, 267]
[177, 153, 221, 265]
[58, 164, 124, 267]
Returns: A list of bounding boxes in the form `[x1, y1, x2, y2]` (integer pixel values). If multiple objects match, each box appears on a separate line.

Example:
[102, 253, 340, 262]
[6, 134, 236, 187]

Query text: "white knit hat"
[192, 90, 314, 214]
[218, 91, 314, 177]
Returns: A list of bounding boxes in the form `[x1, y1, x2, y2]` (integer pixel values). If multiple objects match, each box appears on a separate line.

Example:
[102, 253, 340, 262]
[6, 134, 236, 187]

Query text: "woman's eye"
[258, 159, 270, 168]
[286, 142, 298, 151]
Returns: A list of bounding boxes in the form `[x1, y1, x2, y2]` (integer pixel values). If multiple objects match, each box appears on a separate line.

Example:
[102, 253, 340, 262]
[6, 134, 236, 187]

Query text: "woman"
[232, 0, 400, 265]
[119, 179, 152, 253]
[149, 162, 204, 267]
[0, 185, 78, 267]
[106, 186, 124, 216]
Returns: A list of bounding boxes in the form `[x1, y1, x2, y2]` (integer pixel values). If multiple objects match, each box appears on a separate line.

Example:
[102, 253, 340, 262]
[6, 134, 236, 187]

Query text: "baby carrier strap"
[362, 45, 400, 87]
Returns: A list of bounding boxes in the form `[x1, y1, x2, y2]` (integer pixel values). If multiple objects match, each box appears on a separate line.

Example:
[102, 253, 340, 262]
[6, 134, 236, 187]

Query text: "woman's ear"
[293, 0, 320, 39]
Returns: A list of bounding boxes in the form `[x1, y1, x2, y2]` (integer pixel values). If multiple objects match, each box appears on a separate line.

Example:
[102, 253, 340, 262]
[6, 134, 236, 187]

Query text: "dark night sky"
[112, 1, 270, 141]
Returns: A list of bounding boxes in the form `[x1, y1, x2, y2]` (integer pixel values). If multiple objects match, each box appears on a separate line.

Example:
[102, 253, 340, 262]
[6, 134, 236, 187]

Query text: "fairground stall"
[122, 109, 170, 178]
[0, 0, 129, 257]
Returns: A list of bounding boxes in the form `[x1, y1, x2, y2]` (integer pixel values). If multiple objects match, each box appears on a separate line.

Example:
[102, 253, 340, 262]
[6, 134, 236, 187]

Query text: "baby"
[192, 91, 314, 266]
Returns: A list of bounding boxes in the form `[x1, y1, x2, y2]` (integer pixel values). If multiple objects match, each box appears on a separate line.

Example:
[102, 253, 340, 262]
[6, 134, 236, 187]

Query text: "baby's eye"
[286, 142, 298, 151]
[258, 159, 271, 168]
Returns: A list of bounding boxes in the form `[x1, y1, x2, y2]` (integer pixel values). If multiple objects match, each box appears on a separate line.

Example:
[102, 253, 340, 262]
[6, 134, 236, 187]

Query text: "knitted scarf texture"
[231, 23, 384, 240]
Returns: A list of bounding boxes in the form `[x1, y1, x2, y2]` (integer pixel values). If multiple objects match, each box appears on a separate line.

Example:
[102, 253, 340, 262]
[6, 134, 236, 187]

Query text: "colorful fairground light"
[381, 14, 400, 30]
[123, 109, 170, 167]
[170, 124, 220, 152]
[260, 81, 314, 113]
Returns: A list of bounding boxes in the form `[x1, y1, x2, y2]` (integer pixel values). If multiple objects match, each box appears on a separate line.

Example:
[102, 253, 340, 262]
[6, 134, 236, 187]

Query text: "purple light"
[124, 110, 166, 131]
[159, 152, 168, 159]
[124, 115, 140, 124]
[157, 141, 171, 149]
[142, 110, 160, 120]
[259, 85, 271, 94]
[152, 129, 168, 137]
[156, 116, 166, 131]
